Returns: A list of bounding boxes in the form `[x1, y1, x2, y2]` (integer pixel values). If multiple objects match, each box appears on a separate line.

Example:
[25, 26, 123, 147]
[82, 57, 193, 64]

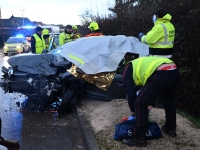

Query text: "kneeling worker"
[122, 56, 180, 147]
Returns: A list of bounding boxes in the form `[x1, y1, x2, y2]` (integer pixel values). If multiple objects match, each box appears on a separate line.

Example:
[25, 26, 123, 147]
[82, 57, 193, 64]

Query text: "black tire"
[57, 90, 76, 118]
[23, 48, 25, 53]
[4, 53, 8, 56]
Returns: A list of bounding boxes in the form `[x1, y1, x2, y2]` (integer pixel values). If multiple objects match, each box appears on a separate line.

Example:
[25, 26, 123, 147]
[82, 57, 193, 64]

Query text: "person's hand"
[138, 32, 144, 41]
[148, 105, 153, 110]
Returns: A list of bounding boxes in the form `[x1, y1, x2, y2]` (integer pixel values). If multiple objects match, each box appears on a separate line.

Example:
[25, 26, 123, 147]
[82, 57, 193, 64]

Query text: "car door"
[84, 73, 126, 101]
[84, 53, 139, 101]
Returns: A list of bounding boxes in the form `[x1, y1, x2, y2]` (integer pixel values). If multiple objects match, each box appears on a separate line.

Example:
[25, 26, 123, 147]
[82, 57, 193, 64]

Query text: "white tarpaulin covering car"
[59, 35, 149, 74]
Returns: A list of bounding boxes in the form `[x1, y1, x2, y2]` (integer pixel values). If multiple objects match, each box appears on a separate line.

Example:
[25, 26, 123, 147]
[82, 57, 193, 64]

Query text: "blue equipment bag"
[114, 119, 162, 140]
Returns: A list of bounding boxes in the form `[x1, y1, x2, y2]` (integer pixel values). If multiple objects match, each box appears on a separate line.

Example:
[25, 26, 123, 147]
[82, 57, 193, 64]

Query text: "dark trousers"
[122, 64, 136, 113]
[133, 69, 180, 137]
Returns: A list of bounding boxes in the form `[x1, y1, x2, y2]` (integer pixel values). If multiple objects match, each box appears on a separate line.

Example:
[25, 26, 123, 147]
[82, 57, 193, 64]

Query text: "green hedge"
[81, 0, 200, 117]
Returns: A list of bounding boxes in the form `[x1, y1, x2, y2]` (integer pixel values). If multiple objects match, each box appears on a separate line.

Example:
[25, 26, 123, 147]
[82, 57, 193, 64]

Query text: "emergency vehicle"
[15, 25, 60, 43]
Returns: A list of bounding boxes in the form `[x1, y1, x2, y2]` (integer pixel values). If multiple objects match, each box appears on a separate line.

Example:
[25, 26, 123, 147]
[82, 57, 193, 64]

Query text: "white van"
[42, 25, 60, 34]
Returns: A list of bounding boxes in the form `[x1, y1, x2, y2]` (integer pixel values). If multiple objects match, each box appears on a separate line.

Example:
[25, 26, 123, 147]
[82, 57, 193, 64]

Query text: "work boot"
[123, 136, 147, 147]
[161, 125, 177, 137]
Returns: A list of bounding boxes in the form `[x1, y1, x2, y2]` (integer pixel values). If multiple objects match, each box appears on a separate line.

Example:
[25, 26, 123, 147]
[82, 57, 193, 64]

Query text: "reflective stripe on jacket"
[132, 56, 173, 86]
[59, 32, 73, 46]
[33, 34, 45, 54]
[141, 14, 175, 50]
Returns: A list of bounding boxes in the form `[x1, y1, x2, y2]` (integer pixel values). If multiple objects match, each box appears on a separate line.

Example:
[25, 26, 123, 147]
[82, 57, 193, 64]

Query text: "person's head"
[35, 26, 43, 35]
[65, 25, 72, 34]
[156, 8, 167, 19]
[88, 22, 99, 32]
[72, 25, 78, 34]
[42, 29, 50, 39]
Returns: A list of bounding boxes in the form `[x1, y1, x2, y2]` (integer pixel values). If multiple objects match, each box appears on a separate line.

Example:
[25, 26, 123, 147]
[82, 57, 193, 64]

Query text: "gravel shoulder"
[77, 99, 200, 150]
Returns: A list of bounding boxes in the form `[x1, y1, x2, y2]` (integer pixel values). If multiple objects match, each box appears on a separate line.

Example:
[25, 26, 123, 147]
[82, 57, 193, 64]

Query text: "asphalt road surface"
[0, 50, 87, 150]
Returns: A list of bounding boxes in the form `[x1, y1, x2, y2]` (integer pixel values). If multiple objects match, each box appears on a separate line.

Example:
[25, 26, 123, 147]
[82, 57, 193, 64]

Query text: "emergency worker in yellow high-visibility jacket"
[42, 29, 56, 50]
[84, 22, 104, 37]
[72, 25, 81, 39]
[122, 56, 180, 147]
[59, 25, 74, 46]
[31, 26, 45, 54]
[139, 8, 175, 59]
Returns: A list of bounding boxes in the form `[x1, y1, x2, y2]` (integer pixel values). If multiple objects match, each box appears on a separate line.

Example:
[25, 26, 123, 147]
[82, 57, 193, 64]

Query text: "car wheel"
[4, 53, 8, 56]
[23, 48, 25, 53]
[57, 90, 76, 118]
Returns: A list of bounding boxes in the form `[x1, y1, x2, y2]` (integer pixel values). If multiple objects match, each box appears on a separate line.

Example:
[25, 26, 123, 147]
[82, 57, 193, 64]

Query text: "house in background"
[33, 21, 44, 26]
[0, 15, 36, 47]
[9, 15, 35, 27]
[0, 15, 89, 48]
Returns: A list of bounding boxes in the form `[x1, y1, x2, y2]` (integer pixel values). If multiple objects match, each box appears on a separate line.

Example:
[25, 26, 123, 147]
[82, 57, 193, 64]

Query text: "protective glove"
[138, 32, 144, 41]
[128, 115, 135, 120]
[152, 14, 156, 23]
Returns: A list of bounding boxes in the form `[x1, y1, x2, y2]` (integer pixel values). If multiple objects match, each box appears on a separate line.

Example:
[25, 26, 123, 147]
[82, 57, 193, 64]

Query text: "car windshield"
[6, 38, 23, 44]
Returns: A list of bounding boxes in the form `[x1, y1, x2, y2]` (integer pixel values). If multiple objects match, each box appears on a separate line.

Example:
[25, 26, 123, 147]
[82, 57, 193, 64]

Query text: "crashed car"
[0, 35, 148, 116]
[0, 53, 84, 117]
[53, 35, 148, 100]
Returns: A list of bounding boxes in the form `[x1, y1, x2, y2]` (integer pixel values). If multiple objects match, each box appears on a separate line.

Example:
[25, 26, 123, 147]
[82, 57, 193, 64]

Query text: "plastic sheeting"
[7, 53, 58, 75]
[59, 35, 148, 74]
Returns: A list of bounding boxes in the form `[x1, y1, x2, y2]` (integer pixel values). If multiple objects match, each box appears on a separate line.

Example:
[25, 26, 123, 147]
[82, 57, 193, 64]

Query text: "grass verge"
[177, 109, 200, 128]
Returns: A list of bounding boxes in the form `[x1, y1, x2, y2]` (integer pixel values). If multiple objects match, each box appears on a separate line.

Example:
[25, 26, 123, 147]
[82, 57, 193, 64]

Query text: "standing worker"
[84, 22, 104, 37]
[139, 8, 175, 59]
[59, 25, 74, 46]
[31, 26, 45, 54]
[122, 56, 180, 147]
[42, 29, 56, 51]
[72, 25, 81, 39]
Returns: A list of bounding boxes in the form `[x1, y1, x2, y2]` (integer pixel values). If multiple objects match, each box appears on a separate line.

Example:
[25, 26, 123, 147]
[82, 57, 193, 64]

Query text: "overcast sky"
[0, 0, 115, 25]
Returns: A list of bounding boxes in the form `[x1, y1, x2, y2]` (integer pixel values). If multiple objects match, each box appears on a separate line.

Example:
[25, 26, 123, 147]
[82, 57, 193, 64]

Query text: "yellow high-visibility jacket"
[131, 56, 173, 86]
[42, 36, 56, 50]
[59, 32, 73, 46]
[33, 34, 45, 54]
[141, 14, 175, 56]
[73, 33, 82, 39]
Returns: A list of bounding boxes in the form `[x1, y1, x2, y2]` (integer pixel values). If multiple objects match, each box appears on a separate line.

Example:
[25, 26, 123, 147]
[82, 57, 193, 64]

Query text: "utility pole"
[19, 9, 25, 26]
[0, 7, 5, 43]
